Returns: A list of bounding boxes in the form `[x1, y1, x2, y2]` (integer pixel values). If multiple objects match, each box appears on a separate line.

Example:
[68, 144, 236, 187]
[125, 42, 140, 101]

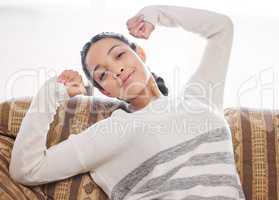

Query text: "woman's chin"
[120, 84, 146, 101]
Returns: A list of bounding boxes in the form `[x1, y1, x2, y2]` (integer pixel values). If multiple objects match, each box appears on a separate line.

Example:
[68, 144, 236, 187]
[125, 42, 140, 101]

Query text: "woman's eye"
[100, 71, 107, 81]
[116, 52, 125, 59]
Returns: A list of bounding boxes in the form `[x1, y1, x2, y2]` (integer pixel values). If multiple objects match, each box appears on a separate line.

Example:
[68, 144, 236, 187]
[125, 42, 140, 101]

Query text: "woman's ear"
[135, 45, 146, 62]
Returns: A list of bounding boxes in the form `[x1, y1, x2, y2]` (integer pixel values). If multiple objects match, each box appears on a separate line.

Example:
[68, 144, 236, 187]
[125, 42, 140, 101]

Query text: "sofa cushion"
[224, 107, 279, 200]
[0, 95, 128, 200]
[0, 134, 46, 199]
[0, 97, 31, 139]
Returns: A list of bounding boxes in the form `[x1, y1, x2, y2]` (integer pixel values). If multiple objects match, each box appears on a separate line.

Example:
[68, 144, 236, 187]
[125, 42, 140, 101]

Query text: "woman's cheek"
[126, 52, 140, 67]
[105, 78, 121, 96]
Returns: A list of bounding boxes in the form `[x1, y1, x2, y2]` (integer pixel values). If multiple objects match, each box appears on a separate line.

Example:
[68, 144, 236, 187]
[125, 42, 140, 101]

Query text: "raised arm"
[131, 5, 234, 114]
[9, 76, 129, 186]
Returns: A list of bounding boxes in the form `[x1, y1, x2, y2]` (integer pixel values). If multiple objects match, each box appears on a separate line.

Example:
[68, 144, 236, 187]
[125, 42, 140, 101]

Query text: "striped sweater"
[9, 5, 245, 200]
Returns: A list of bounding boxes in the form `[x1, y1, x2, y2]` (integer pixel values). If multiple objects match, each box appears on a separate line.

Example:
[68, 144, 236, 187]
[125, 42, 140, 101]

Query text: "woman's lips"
[122, 70, 135, 88]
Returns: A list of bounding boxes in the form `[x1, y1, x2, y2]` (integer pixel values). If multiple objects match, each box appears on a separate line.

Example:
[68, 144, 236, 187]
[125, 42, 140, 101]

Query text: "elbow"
[9, 148, 23, 184]
[9, 160, 28, 185]
[211, 15, 233, 40]
[207, 15, 234, 39]
[222, 15, 234, 33]
[9, 160, 29, 186]
[9, 153, 39, 186]
[9, 164, 40, 186]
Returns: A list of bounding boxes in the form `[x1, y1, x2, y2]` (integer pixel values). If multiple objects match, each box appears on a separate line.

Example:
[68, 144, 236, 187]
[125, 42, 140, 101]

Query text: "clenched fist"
[57, 70, 86, 97]
[126, 14, 155, 39]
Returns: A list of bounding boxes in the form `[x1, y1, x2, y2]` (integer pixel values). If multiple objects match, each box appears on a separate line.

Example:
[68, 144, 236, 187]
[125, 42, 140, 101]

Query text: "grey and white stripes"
[111, 127, 245, 200]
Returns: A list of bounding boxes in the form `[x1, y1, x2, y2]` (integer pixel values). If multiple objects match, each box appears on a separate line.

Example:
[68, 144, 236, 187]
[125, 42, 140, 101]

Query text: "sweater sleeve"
[9, 76, 129, 186]
[135, 5, 234, 114]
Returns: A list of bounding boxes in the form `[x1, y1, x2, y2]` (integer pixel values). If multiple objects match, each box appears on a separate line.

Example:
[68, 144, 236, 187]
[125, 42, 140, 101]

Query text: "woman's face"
[85, 38, 151, 101]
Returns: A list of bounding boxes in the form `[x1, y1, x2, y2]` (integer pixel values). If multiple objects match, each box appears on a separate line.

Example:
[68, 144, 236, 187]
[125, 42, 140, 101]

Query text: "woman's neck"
[128, 76, 162, 112]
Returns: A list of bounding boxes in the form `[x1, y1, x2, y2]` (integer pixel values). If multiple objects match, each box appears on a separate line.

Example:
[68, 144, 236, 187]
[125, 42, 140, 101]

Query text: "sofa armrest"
[224, 107, 279, 200]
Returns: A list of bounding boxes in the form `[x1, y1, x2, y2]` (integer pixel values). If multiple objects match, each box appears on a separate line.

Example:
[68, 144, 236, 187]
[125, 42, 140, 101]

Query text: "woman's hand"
[126, 14, 155, 39]
[57, 70, 86, 97]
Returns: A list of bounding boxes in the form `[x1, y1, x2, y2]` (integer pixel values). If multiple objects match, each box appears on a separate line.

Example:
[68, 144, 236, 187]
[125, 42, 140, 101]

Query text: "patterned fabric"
[0, 97, 31, 139]
[0, 96, 278, 200]
[224, 107, 279, 200]
[0, 135, 45, 200]
[0, 96, 128, 200]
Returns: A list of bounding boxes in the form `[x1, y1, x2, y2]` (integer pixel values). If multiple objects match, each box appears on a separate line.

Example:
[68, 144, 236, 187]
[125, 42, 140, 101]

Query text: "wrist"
[136, 5, 159, 28]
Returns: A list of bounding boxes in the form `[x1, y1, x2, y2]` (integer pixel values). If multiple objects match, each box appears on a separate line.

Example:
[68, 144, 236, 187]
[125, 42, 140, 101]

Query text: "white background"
[0, 0, 278, 110]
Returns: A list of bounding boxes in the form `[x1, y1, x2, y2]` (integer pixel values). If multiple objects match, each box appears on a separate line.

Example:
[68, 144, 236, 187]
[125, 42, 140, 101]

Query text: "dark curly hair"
[80, 32, 168, 101]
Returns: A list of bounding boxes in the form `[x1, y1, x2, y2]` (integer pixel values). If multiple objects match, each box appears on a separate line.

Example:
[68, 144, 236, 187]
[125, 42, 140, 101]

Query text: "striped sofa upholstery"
[0, 96, 278, 200]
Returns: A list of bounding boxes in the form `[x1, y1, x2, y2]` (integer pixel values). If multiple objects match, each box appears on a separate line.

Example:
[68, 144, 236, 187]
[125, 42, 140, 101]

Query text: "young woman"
[9, 5, 245, 200]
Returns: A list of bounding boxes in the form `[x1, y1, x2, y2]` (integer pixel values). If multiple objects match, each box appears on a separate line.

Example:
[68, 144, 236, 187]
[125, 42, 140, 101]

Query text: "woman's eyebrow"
[107, 44, 122, 55]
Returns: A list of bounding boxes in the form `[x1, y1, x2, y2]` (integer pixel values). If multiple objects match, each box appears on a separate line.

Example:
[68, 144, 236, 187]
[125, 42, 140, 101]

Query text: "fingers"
[57, 70, 86, 97]
[127, 18, 143, 32]
[58, 69, 79, 79]
[141, 21, 155, 39]
[127, 15, 155, 39]
[65, 81, 86, 97]
[131, 22, 145, 38]
[126, 14, 144, 31]
[127, 15, 145, 37]
[58, 70, 82, 84]
[128, 20, 146, 38]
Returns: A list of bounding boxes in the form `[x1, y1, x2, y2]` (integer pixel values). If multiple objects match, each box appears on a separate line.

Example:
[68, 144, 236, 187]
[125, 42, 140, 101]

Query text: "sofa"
[0, 95, 278, 200]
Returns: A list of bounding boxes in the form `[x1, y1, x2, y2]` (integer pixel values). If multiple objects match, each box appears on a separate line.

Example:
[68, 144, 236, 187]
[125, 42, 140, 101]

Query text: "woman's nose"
[115, 68, 124, 78]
